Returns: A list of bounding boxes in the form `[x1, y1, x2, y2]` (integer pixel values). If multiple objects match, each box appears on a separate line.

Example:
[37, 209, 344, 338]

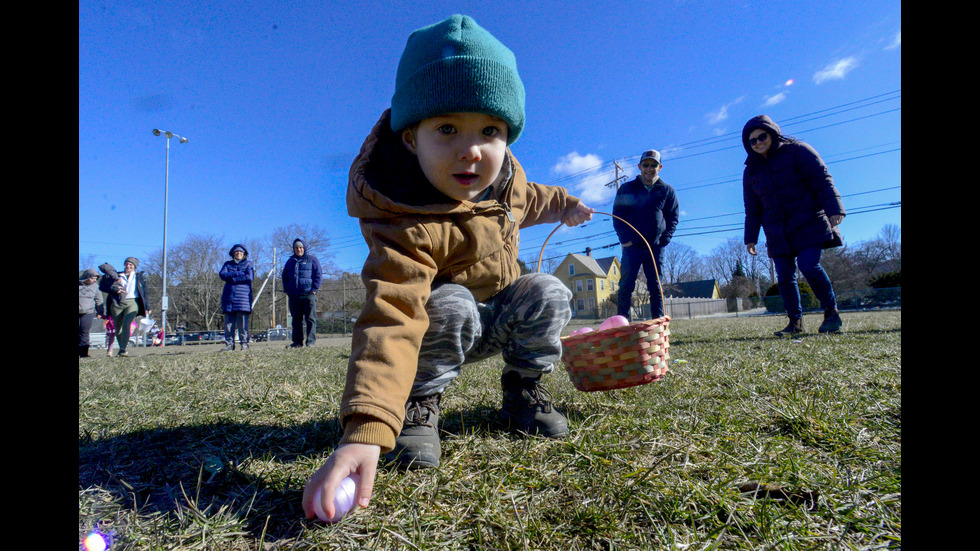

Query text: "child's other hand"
[562, 203, 594, 227]
[302, 443, 380, 521]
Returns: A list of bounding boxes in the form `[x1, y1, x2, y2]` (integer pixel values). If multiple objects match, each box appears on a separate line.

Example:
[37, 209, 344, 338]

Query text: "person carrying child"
[303, 14, 594, 521]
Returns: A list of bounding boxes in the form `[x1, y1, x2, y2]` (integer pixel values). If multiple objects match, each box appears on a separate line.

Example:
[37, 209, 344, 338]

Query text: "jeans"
[224, 312, 250, 347]
[617, 243, 665, 319]
[772, 246, 838, 320]
[411, 274, 572, 398]
[288, 294, 317, 346]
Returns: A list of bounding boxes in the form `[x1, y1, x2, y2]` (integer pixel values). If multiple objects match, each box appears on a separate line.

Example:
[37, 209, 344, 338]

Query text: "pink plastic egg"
[570, 327, 594, 337]
[598, 315, 630, 331]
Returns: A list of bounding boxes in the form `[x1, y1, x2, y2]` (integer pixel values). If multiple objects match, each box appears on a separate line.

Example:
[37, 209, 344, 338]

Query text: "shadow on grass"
[79, 404, 523, 541]
[80, 418, 340, 539]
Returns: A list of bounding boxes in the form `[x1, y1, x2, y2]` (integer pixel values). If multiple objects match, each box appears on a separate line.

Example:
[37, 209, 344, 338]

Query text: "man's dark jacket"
[612, 176, 680, 250]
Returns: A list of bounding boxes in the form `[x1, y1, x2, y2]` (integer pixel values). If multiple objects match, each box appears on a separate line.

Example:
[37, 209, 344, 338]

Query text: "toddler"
[303, 14, 593, 521]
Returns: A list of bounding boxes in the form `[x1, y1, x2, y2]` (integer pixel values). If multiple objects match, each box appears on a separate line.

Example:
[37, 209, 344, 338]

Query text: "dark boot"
[385, 394, 442, 469]
[818, 309, 843, 333]
[500, 371, 569, 438]
[774, 317, 804, 337]
[79, 345, 89, 358]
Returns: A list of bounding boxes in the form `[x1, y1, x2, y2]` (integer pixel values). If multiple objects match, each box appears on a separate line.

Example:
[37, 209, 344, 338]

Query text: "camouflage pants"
[412, 273, 572, 398]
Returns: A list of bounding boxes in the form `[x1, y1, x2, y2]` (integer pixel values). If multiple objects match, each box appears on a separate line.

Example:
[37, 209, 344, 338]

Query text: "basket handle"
[536, 211, 665, 308]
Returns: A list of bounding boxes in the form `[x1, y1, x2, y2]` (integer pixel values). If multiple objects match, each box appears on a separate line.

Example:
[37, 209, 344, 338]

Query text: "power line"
[296, 90, 903, 256]
[541, 89, 900, 187]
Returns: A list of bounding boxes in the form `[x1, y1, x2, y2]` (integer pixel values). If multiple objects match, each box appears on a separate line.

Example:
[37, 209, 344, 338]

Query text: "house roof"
[593, 256, 618, 274]
[564, 254, 618, 277]
[664, 279, 719, 298]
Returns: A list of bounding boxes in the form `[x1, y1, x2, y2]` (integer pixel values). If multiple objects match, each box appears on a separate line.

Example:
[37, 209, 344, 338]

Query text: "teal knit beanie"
[390, 14, 526, 145]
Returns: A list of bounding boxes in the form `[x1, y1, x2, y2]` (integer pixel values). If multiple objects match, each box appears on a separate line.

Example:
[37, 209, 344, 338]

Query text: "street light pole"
[152, 129, 188, 347]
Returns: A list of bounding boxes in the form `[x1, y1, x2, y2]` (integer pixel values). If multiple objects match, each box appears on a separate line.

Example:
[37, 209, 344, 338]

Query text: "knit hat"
[81, 268, 99, 280]
[390, 14, 526, 145]
[124, 257, 139, 269]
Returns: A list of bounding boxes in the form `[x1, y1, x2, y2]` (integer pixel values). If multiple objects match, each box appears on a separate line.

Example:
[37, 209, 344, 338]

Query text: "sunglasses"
[749, 133, 769, 146]
[640, 162, 660, 169]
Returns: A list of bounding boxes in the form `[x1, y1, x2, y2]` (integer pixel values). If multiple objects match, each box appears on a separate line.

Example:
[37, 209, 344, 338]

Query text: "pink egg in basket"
[598, 315, 630, 331]
[569, 327, 594, 337]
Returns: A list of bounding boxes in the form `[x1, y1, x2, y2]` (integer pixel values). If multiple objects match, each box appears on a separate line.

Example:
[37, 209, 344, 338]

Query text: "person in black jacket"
[612, 149, 680, 320]
[741, 115, 845, 335]
[281, 238, 322, 347]
[219, 244, 254, 351]
[98, 257, 151, 357]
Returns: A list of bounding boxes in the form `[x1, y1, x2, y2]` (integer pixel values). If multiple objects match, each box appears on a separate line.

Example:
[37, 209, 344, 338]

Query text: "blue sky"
[79, 0, 901, 275]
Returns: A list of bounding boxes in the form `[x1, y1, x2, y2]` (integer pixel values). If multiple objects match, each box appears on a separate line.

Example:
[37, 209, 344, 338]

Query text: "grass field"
[79, 310, 901, 550]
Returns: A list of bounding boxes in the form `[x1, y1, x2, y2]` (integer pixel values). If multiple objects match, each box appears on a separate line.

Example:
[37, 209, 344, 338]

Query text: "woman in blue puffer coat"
[219, 244, 254, 350]
[742, 115, 845, 336]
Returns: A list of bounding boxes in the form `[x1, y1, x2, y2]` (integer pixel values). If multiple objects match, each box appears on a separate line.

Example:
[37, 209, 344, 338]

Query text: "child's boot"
[385, 394, 441, 469]
[500, 370, 568, 438]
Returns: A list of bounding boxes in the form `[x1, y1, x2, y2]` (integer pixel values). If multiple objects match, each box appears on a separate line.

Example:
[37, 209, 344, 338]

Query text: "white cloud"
[762, 91, 788, 107]
[705, 96, 744, 125]
[886, 31, 901, 50]
[551, 151, 603, 176]
[813, 57, 859, 84]
[552, 152, 624, 206]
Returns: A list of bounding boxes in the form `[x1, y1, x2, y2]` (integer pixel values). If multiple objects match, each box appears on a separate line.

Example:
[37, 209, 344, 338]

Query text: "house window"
[575, 280, 583, 292]
[600, 280, 605, 291]
[569, 264, 575, 276]
[587, 279, 594, 292]
[577, 299, 585, 311]
[588, 298, 596, 310]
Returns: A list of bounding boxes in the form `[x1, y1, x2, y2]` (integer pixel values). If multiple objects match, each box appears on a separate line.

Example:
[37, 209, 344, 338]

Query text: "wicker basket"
[561, 316, 670, 392]
[537, 211, 672, 392]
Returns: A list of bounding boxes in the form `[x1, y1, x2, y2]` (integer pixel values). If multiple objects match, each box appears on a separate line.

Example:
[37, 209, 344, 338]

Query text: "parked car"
[181, 331, 207, 344]
[267, 327, 289, 341]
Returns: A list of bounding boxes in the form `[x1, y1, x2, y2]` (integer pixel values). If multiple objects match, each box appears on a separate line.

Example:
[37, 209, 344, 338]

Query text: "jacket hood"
[290, 238, 306, 257]
[348, 109, 512, 220]
[228, 244, 249, 258]
[741, 114, 783, 159]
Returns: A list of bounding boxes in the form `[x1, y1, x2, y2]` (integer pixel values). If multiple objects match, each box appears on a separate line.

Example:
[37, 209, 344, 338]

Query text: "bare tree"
[79, 253, 98, 273]
[145, 233, 226, 330]
[661, 242, 704, 283]
[270, 223, 338, 274]
[845, 224, 902, 286]
[705, 237, 754, 286]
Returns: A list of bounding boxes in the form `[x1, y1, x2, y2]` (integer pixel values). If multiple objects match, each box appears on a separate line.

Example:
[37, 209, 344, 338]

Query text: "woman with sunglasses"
[741, 115, 845, 336]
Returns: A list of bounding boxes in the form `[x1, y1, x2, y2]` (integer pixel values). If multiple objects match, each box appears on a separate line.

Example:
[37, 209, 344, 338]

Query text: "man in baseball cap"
[611, 149, 680, 320]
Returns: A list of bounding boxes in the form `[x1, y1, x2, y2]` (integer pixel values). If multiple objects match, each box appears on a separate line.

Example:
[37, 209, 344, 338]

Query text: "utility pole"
[272, 247, 277, 328]
[605, 159, 629, 190]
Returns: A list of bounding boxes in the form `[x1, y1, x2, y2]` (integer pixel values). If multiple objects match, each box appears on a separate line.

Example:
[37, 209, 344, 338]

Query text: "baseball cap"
[639, 149, 661, 165]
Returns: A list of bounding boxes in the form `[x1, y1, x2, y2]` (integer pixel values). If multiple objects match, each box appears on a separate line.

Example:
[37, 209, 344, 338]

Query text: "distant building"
[663, 279, 722, 299]
[553, 248, 621, 318]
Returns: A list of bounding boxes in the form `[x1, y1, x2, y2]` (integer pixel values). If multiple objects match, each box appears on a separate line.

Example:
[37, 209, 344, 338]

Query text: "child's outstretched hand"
[562, 203, 594, 227]
[303, 443, 380, 521]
